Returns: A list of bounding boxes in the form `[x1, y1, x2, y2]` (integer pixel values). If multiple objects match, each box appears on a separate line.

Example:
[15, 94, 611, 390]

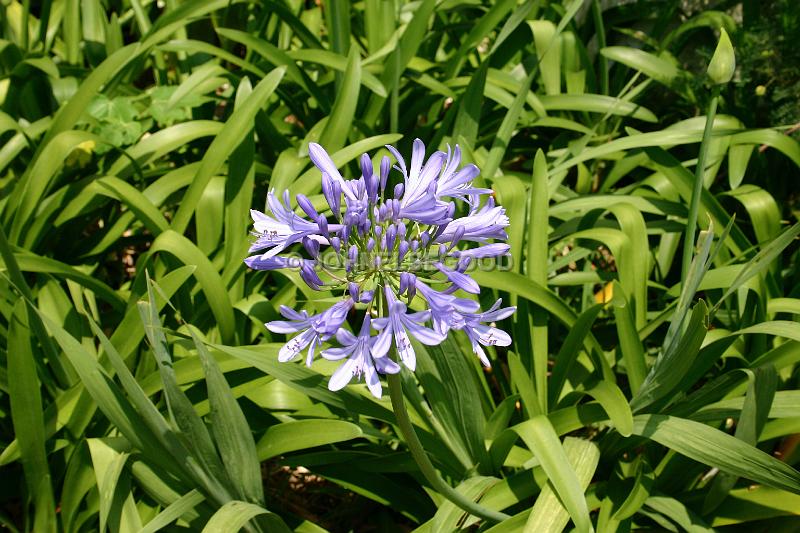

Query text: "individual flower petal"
[328, 358, 358, 390]
[321, 346, 355, 360]
[435, 262, 480, 294]
[365, 362, 382, 397]
[473, 324, 512, 347]
[404, 318, 447, 345]
[454, 243, 511, 260]
[374, 356, 401, 374]
[308, 143, 356, 200]
[266, 306, 310, 333]
[278, 328, 317, 363]
[478, 299, 517, 322]
[435, 145, 491, 203]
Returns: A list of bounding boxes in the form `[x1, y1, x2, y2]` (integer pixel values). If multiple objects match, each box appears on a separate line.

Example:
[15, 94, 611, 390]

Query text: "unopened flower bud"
[317, 215, 328, 235]
[380, 156, 390, 193]
[398, 240, 409, 262]
[322, 173, 341, 216]
[399, 272, 411, 294]
[448, 226, 465, 251]
[348, 282, 360, 301]
[707, 28, 735, 85]
[360, 289, 374, 303]
[296, 193, 318, 219]
[303, 236, 320, 258]
[300, 262, 323, 290]
[386, 225, 397, 251]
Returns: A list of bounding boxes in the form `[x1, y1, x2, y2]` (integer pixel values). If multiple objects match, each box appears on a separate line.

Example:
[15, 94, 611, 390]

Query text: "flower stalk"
[681, 85, 720, 282]
[682, 29, 734, 281]
[245, 138, 518, 522]
[386, 372, 510, 523]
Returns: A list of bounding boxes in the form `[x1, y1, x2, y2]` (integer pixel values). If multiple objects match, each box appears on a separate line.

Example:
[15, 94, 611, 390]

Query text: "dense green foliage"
[1, 0, 799, 531]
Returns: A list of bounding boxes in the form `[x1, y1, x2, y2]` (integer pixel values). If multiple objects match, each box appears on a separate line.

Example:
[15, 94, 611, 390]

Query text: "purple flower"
[322, 315, 400, 398]
[436, 145, 491, 204]
[435, 198, 509, 243]
[435, 260, 480, 294]
[245, 138, 515, 387]
[248, 190, 343, 265]
[372, 288, 445, 371]
[266, 299, 353, 366]
[415, 280, 480, 335]
[387, 139, 452, 225]
[450, 300, 516, 367]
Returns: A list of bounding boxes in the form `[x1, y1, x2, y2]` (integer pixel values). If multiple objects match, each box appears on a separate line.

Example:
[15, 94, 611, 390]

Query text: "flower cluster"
[245, 139, 515, 398]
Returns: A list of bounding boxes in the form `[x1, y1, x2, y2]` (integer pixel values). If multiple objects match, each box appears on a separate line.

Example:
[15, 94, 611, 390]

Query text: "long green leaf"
[8, 301, 57, 533]
[513, 416, 594, 533]
[631, 414, 800, 494]
[524, 437, 599, 533]
[189, 326, 264, 504]
[171, 67, 285, 233]
[201, 501, 290, 533]
[257, 419, 363, 461]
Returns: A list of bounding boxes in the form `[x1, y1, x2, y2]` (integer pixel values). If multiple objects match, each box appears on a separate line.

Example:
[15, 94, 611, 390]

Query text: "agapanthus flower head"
[246, 139, 515, 398]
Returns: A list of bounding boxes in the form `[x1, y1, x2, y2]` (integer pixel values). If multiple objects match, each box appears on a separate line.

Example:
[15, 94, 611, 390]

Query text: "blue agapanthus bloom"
[245, 139, 515, 398]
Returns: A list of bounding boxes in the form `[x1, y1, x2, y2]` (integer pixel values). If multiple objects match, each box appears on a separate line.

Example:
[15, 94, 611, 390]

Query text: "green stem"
[681, 86, 720, 282]
[591, 0, 608, 96]
[386, 373, 510, 523]
[21, 0, 30, 51]
[390, 51, 399, 133]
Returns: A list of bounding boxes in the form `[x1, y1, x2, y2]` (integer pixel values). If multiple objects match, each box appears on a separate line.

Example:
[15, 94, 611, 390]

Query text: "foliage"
[1, 0, 799, 531]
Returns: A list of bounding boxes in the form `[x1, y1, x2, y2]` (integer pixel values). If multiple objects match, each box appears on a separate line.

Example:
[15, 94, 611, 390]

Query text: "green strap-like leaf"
[257, 419, 362, 461]
[201, 501, 290, 533]
[8, 301, 57, 533]
[513, 417, 595, 533]
[631, 414, 800, 494]
[523, 435, 599, 533]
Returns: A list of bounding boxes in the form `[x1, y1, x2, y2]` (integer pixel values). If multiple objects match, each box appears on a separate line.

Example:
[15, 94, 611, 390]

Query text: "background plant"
[1, 0, 800, 531]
